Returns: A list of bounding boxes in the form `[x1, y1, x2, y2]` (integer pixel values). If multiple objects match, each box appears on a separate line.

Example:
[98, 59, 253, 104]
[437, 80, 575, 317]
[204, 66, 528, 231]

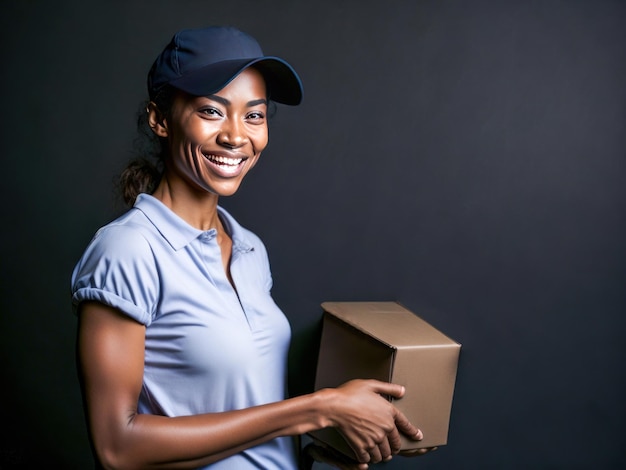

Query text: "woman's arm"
[77, 301, 422, 469]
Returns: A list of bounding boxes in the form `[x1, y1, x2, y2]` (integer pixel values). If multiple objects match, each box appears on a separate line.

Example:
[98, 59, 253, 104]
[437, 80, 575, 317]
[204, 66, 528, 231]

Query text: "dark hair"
[118, 86, 176, 206]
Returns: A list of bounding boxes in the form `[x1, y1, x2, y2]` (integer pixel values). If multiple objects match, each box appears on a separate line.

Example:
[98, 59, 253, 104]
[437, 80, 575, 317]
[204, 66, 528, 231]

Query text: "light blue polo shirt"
[71, 193, 298, 469]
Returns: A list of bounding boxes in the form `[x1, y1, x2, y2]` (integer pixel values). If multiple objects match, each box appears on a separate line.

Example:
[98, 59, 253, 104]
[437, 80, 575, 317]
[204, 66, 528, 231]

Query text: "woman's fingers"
[377, 434, 393, 462]
[399, 446, 438, 457]
[386, 424, 403, 455]
[394, 409, 423, 441]
[365, 380, 406, 399]
[331, 379, 429, 464]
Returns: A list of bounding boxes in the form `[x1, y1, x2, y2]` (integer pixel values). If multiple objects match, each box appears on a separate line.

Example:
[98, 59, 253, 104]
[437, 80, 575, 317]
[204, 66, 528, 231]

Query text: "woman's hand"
[322, 379, 423, 465]
[399, 446, 438, 457]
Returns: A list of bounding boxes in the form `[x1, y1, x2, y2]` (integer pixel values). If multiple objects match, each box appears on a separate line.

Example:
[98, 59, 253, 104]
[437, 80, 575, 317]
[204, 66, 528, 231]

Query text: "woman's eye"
[247, 112, 265, 121]
[200, 107, 222, 117]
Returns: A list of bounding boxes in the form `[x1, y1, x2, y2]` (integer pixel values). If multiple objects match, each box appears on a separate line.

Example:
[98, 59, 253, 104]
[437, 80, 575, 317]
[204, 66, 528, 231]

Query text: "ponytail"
[119, 158, 161, 206]
[119, 87, 176, 206]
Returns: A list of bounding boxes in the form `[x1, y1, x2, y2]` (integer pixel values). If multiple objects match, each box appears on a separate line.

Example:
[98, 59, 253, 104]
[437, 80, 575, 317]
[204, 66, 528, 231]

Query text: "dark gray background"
[1, 0, 624, 468]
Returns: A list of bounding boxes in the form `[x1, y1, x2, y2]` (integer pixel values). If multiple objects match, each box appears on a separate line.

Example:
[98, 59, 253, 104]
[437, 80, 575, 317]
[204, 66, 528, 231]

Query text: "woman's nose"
[217, 119, 248, 148]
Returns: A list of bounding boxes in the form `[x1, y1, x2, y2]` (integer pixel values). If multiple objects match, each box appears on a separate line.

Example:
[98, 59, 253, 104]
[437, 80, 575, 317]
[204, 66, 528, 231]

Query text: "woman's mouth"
[203, 153, 247, 176]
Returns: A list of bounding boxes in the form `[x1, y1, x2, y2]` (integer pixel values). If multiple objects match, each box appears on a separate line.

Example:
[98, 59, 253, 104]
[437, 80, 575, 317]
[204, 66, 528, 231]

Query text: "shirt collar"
[133, 193, 254, 252]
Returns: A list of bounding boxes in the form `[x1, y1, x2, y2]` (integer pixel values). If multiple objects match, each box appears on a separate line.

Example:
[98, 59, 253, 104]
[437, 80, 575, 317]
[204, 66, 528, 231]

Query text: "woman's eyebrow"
[206, 94, 230, 106]
[247, 98, 268, 107]
[206, 95, 267, 107]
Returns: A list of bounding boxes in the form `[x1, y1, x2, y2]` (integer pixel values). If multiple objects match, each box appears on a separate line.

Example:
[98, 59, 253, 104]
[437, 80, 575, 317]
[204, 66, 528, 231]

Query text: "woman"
[71, 26, 429, 469]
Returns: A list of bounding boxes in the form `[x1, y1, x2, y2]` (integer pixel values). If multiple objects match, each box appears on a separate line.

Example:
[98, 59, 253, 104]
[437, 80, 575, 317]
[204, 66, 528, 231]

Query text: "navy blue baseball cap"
[147, 26, 303, 105]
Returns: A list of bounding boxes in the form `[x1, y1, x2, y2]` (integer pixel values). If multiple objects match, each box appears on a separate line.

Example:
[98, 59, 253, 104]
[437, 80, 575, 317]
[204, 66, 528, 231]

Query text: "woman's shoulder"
[85, 208, 157, 259]
[72, 209, 159, 292]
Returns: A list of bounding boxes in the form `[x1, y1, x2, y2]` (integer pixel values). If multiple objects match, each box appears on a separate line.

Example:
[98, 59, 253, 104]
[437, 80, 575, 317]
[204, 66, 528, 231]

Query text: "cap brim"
[168, 57, 303, 105]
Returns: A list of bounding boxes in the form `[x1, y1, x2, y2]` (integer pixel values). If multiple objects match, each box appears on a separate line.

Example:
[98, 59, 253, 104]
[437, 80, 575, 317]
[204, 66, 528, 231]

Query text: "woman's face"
[160, 67, 269, 197]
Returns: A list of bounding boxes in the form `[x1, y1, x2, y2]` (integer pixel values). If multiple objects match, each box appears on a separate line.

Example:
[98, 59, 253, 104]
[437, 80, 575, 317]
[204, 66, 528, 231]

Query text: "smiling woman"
[150, 69, 269, 204]
[70, 26, 432, 470]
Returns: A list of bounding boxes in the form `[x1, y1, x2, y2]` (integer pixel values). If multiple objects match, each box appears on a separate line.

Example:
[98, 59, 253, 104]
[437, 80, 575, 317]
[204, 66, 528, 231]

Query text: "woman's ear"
[147, 101, 169, 138]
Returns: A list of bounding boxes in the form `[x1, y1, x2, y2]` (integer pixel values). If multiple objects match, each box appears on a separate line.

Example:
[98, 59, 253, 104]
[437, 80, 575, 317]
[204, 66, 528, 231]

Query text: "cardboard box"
[309, 301, 461, 457]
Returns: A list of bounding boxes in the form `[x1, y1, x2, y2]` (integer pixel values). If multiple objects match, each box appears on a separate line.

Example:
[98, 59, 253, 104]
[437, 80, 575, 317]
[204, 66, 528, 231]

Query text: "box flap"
[314, 313, 396, 389]
[321, 301, 460, 348]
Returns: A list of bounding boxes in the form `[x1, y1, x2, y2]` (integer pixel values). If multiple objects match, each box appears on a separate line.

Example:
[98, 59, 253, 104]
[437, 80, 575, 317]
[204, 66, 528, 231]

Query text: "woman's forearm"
[104, 390, 333, 469]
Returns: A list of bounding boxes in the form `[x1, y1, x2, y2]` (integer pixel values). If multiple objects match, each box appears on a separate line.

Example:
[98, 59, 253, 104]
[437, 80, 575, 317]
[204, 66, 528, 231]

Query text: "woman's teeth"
[206, 154, 243, 166]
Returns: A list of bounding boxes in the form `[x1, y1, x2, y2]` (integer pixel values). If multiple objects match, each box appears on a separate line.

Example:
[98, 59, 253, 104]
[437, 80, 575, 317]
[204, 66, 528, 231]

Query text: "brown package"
[309, 301, 461, 457]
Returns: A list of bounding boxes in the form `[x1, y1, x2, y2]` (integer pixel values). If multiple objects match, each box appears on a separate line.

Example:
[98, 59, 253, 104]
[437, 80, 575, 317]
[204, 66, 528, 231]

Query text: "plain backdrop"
[1, 0, 625, 468]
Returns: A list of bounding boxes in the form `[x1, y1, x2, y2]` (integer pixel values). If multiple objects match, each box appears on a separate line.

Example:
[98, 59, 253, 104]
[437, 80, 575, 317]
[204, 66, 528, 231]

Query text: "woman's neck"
[152, 176, 222, 232]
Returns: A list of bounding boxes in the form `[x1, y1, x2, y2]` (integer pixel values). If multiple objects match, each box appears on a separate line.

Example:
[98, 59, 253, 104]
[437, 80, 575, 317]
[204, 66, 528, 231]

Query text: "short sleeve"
[70, 224, 159, 326]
